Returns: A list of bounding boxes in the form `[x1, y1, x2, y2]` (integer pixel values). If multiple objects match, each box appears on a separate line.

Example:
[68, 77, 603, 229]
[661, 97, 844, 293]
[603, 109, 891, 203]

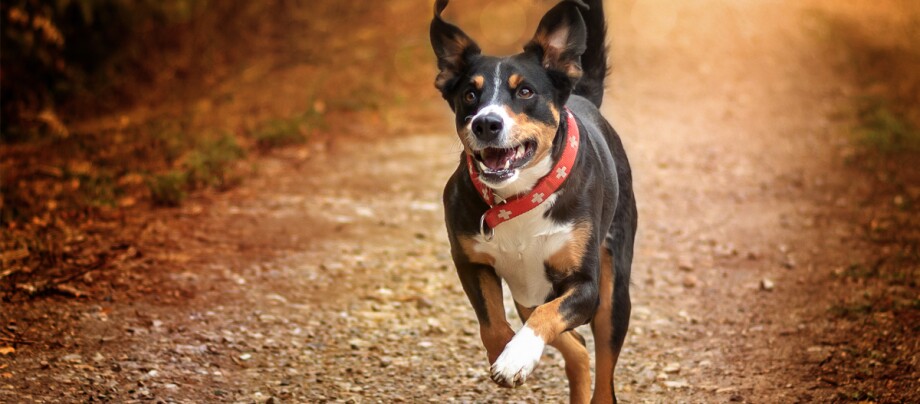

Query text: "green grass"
[145, 133, 245, 206]
[251, 111, 323, 150]
[143, 112, 325, 206]
[1, 109, 322, 296]
[148, 171, 188, 207]
[72, 172, 120, 207]
[855, 99, 920, 154]
[829, 302, 875, 319]
[838, 389, 879, 402]
[183, 134, 245, 189]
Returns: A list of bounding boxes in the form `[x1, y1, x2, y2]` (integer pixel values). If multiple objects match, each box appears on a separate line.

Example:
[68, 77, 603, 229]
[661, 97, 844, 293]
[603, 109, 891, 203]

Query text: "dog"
[431, 0, 637, 402]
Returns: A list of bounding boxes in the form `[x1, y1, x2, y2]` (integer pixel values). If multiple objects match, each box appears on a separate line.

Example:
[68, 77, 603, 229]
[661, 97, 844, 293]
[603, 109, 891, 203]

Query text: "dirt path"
[3, 0, 915, 403]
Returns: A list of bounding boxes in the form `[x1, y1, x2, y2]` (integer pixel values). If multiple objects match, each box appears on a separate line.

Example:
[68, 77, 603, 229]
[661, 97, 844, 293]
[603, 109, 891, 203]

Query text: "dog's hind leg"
[590, 245, 630, 404]
[515, 304, 591, 404]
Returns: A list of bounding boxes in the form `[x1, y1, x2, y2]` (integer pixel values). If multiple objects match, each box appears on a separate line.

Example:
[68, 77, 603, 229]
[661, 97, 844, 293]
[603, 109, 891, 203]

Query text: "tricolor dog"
[431, 0, 637, 402]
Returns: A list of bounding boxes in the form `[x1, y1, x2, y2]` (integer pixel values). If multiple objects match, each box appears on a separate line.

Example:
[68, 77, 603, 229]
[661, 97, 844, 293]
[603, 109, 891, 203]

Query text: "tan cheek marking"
[529, 105, 561, 168]
[472, 75, 485, 90]
[460, 236, 495, 266]
[503, 106, 560, 168]
[548, 104, 560, 122]
[545, 221, 593, 276]
[508, 73, 523, 89]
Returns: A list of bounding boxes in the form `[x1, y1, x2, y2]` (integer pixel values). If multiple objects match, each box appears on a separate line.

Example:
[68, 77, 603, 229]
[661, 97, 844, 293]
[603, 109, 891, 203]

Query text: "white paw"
[490, 326, 545, 387]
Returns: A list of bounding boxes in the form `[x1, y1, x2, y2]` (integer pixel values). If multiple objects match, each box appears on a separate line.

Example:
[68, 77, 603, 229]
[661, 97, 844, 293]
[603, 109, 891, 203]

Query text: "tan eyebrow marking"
[508, 73, 523, 89]
[472, 75, 485, 90]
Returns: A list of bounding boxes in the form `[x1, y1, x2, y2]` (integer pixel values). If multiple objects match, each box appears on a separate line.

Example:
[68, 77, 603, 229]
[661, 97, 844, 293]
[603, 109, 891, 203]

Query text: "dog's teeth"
[503, 159, 511, 170]
[516, 145, 525, 157]
[478, 161, 488, 171]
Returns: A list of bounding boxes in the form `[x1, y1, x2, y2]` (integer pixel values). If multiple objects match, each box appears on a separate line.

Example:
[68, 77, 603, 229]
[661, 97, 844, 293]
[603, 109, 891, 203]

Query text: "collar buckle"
[479, 213, 494, 242]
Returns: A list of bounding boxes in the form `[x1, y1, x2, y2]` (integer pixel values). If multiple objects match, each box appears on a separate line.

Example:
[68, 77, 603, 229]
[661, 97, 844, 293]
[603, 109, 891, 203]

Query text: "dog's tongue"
[481, 147, 515, 170]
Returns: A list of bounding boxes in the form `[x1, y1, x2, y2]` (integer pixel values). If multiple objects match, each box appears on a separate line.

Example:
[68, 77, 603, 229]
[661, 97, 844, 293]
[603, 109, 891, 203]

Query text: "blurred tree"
[0, 0, 202, 141]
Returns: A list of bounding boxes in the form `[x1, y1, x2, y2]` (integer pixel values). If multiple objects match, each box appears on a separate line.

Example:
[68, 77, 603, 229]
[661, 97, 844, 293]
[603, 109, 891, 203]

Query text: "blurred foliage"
[252, 111, 325, 151]
[148, 171, 188, 207]
[855, 99, 920, 154]
[821, 5, 920, 154]
[182, 134, 245, 190]
[0, 0, 386, 296]
[0, 110, 318, 294]
[0, 0, 208, 140]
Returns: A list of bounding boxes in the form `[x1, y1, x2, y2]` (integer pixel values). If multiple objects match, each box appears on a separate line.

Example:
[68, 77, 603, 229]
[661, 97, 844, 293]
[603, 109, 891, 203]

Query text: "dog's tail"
[573, 0, 609, 108]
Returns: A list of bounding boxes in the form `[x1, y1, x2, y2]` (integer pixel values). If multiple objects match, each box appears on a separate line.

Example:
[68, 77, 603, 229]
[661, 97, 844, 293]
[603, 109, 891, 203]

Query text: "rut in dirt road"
[4, 0, 915, 403]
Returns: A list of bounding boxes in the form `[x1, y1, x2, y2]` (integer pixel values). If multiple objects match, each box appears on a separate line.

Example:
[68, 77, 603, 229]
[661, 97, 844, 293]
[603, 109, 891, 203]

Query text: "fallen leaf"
[54, 284, 86, 298]
[0, 373, 11, 379]
[0, 347, 14, 355]
[118, 197, 137, 207]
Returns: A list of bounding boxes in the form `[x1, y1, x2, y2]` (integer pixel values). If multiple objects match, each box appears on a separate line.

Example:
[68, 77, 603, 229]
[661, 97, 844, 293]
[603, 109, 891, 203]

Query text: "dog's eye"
[463, 90, 477, 104]
[517, 86, 535, 99]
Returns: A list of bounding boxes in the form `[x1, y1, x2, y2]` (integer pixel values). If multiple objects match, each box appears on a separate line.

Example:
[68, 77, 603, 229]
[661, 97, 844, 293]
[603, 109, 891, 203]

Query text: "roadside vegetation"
[1, 0, 433, 300]
[0, 1, 331, 298]
[812, 4, 920, 400]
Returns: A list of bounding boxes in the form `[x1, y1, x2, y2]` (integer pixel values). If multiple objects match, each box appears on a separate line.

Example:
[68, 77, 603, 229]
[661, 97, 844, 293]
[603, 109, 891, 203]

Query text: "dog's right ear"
[430, 0, 481, 94]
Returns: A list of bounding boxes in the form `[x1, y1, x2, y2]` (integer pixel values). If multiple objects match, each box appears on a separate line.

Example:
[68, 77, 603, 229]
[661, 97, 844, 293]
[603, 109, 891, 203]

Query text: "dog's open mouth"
[472, 139, 537, 181]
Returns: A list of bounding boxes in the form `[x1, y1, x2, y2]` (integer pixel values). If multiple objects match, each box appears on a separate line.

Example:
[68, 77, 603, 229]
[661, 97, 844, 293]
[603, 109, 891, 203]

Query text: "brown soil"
[2, 0, 918, 403]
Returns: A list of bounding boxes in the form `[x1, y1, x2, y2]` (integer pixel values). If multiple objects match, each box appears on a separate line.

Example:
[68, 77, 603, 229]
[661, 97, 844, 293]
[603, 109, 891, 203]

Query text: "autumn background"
[1, 0, 918, 402]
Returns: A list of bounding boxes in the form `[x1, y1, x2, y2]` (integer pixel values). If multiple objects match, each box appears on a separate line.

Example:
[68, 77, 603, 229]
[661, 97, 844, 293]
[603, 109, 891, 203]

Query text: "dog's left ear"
[431, 0, 481, 94]
[525, 1, 587, 84]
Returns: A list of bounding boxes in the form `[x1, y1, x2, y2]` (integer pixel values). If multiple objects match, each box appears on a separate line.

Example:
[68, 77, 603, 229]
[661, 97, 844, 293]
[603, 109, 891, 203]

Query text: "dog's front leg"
[490, 281, 598, 388]
[455, 263, 515, 365]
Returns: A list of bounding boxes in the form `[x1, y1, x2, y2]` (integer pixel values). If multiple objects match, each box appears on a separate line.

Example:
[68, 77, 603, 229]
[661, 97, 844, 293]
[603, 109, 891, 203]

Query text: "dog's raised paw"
[489, 326, 545, 387]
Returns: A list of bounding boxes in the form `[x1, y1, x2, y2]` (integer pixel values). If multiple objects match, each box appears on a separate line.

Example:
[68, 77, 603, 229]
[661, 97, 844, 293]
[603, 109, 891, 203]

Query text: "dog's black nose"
[471, 114, 503, 141]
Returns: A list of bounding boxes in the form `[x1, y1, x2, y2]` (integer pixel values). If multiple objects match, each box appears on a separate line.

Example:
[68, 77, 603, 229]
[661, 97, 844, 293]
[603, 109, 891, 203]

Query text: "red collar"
[466, 108, 580, 238]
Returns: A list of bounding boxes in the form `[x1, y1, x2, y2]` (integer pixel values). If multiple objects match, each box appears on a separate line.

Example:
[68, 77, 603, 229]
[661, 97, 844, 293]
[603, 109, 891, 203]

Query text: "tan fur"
[546, 221, 592, 276]
[523, 289, 572, 343]
[460, 236, 495, 266]
[517, 303, 591, 404]
[591, 247, 616, 404]
[472, 75, 485, 90]
[503, 105, 560, 168]
[555, 332, 592, 404]
[508, 73, 523, 89]
[478, 271, 514, 364]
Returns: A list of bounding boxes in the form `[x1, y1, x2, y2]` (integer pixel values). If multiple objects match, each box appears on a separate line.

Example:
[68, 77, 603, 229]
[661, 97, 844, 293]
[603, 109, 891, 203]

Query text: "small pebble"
[663, 380, 689, 388]
[663, 362, 681, 374]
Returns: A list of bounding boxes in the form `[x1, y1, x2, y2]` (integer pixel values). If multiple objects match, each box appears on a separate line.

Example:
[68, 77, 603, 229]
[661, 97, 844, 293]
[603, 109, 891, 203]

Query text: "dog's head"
[431, 0, 587, 189]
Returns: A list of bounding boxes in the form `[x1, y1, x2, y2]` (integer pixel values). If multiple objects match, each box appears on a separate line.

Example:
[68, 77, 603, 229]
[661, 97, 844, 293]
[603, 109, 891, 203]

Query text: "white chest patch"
[471, 194, 571, 308]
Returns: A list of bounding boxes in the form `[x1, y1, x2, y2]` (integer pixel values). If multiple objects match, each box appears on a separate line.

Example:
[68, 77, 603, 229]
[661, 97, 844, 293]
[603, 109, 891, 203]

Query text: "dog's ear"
[430, 0, 481, 94]
[524, 1, 587, 84]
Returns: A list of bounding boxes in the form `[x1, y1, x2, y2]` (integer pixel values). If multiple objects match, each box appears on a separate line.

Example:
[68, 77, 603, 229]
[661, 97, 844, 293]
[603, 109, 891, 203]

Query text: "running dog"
[431, 0, 637, 402]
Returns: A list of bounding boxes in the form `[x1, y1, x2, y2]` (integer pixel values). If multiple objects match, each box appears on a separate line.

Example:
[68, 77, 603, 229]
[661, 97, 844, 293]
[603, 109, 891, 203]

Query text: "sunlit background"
[1, 0, 918, 402]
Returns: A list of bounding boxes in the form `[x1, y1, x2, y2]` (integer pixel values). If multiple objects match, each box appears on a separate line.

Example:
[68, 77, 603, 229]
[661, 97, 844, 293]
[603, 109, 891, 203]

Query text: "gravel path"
[3, 0, 902, 403]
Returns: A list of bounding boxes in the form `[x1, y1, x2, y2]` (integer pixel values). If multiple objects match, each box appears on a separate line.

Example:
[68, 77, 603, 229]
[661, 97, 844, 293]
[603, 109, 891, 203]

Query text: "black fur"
[432, 1, 636, 401]
[573, 0, 609, 107]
